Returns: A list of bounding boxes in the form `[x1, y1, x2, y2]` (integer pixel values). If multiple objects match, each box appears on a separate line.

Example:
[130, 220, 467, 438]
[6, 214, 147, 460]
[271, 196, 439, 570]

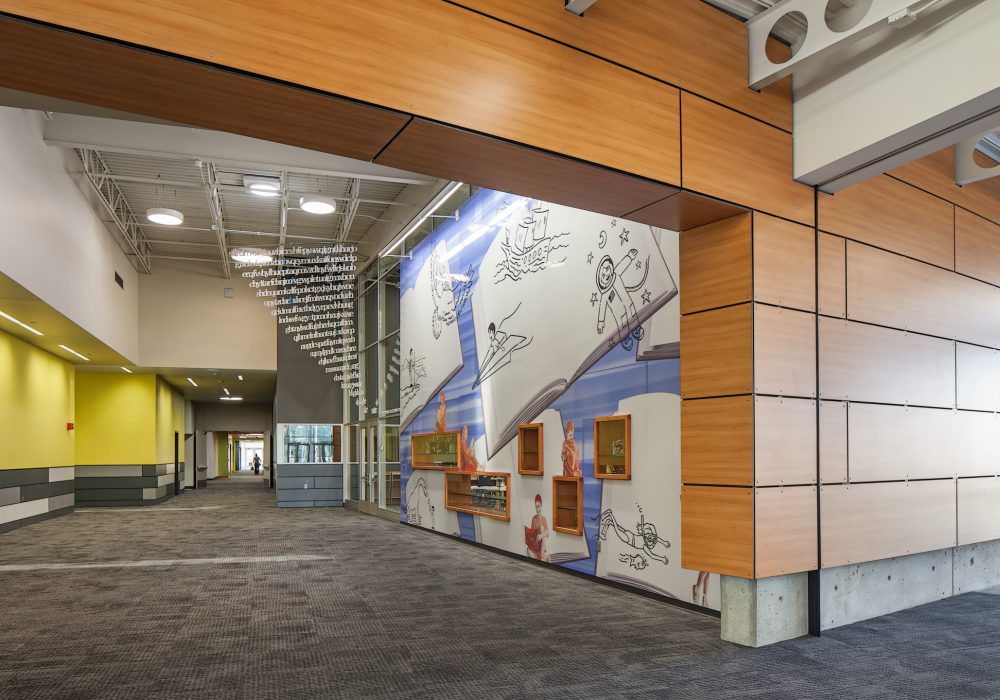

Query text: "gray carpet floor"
[1, 475, 999, 699]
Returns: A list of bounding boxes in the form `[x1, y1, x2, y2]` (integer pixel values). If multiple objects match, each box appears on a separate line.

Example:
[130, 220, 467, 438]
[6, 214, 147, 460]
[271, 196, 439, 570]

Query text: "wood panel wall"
[682, 161, 1000, 579]
[680, 212, 819, 578]
[815, 169, 1000, 572]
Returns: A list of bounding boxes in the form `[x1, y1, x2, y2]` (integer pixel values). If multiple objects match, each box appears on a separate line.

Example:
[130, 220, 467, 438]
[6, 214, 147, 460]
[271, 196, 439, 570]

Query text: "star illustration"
[587, 251, 594, 264]
[611, 219, 618, 228]
[589, 291, 599, 306]
[641, 289, 652, 304]
[619, 229, 630, 245]
[635, 259, 643, 270]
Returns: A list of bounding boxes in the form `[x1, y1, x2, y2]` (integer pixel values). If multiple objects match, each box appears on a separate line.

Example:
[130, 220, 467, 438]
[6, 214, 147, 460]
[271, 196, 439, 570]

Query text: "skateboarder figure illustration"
[595, 248, 646, 351]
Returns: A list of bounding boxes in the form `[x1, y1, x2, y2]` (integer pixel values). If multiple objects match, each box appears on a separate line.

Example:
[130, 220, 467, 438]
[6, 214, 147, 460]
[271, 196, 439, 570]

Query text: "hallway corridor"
[2, 480, 999, 699]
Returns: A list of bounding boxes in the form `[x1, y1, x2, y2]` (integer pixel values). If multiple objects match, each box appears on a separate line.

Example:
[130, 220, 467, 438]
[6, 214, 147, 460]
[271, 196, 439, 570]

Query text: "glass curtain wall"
[345, 184, 476, 511]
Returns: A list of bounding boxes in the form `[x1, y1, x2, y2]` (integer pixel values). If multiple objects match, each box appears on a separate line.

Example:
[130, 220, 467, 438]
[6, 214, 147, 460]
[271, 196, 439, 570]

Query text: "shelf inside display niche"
[552, 476, 583, 535]
[444, 470, 510, 521]
[593, 414, 631, 480]
[517, 423, 544, 475]
[410, 431, 462, 470]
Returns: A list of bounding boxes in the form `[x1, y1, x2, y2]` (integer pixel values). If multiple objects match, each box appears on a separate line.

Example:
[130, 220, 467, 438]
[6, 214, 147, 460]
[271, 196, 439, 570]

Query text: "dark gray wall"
[194, 401, 273, 433]
[274, 328, 344, 424]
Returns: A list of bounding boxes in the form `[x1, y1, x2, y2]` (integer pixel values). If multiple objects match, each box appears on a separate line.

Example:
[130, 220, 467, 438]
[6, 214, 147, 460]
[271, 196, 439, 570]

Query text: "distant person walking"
[252, 453, 261, 475]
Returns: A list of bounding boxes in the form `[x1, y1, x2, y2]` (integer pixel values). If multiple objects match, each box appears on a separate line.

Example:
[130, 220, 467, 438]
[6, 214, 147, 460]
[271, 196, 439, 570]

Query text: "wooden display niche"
[410, 431, 462, 470]
[517, 423, 544, 475]
[552, 476, 583, 535]
[444, 470, 510, 521]
[594, 414, 631, 479]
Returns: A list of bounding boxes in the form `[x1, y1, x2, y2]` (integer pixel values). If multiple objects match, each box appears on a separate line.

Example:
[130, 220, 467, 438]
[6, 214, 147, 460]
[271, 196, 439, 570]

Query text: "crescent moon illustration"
[598, 230, 607, 249]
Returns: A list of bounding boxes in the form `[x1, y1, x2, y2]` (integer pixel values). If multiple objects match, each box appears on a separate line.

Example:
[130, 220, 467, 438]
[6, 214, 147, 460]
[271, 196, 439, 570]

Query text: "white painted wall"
[0, 108, 139, 360]
[138, 259, 276, 370]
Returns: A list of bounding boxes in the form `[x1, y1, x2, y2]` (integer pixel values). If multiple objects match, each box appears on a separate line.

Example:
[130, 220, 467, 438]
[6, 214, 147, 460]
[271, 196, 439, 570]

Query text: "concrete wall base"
[819, 539, 1000, 631]
[720, 573, 808, 647]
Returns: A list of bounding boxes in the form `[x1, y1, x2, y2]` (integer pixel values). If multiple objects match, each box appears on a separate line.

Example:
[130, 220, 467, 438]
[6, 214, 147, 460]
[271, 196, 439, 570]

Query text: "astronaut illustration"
[595, 248, 645, 350]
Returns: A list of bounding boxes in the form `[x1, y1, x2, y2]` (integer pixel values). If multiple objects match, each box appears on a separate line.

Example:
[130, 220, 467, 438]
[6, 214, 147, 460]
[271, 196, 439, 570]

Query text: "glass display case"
[444, 470, 510, 520]
[552, 476, 583, 535]
[410, 431, 462, 470]
[517, 423, 543, 475]
[593, 414, 631, 479]
[277, 424, 342, 464]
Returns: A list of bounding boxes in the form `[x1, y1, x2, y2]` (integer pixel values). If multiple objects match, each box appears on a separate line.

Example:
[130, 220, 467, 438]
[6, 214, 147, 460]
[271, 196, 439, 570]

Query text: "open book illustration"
[594, 393, 719, 609]
[637, 227, 680, 361]
[473, 409, 590, 564]
[400, 240, 466, 431]
[471, 202, 678, 458]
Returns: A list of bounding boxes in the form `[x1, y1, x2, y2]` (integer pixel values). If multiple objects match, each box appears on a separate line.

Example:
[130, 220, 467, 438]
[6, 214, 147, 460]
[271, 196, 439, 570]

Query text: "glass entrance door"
[359, 423, 379, 508]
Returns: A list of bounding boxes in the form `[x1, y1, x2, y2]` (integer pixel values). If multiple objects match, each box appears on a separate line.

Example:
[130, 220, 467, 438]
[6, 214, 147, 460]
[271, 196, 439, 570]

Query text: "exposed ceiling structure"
[36, 111, 440, 278]
[702, 0, 1000, 191]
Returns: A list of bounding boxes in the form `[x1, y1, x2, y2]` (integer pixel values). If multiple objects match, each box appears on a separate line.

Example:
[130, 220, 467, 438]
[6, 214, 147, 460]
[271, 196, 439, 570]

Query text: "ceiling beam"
[200, 162, 231, 279]
[44, 113, 436, 185]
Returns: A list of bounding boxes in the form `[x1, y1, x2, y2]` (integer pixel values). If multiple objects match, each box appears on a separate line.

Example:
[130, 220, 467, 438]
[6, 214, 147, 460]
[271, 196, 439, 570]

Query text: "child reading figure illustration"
[524, 494, 550, 562]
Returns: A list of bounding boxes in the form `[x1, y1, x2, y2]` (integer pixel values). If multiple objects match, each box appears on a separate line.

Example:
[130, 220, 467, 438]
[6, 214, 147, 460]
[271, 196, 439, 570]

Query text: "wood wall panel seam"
[443, 0, 793, 132]
[678, 213, 751, 314]
[818, 175, 953, 269]
[681, 94, 813, 226]
[845, 241, 1000, 350]
[0, 1, 683, 185]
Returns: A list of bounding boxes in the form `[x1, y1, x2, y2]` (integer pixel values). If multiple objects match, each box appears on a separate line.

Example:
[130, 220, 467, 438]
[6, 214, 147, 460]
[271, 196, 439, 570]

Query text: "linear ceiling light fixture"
[146, 207, 184, 226]
[58, 344, 89, 361]
[186, 377, 198, 387]
[237, 374, 244, 381]
[121, 367, 133, 374]
[223, 387, 231, 396]
[299, 195, 337, 214]
[220, 396, 243, 401]
[243, 176, 281, 197]
[0, 310, 43, 336]
[380, 181, 464, 258]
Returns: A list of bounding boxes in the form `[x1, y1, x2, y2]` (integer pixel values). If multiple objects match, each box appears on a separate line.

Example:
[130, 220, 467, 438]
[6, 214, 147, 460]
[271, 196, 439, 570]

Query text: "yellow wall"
[0, 330, 75, 470]
[76, 373, 187, 466]
[155, 377, 185, 464]
[216, 432, 229, 478]
[75, 373, 157, 465]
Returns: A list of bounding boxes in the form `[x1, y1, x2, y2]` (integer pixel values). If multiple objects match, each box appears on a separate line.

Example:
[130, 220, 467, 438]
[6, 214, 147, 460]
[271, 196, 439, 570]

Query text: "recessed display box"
[517, 423, 544, 475]
[410, 431, 462, 470]
[444, 470, 510, 521]
[552, 476, 583, 535]
[594, 414, 631, 480]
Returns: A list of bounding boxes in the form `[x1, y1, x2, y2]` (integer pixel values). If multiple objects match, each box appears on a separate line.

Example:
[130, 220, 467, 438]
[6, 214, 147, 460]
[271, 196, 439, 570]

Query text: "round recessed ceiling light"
[244, 177, 282, 197]
[299, 195, 337, 215]
[146, 208, 184, 225]
[230, 247, 274, 265]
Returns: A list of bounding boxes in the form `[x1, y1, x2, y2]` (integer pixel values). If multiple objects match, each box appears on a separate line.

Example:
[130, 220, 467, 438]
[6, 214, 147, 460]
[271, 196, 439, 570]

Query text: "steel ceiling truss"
[955, 130, 1000, 186]
[338, 178, 361, 243]
[75, 148, 153, 274]
[747, 0, 943, 90]
[200, 161, 232, 279]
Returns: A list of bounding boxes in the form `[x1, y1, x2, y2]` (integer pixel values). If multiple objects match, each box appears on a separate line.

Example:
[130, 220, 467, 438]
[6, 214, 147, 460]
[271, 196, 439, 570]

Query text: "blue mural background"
[400, 188, 680, 579]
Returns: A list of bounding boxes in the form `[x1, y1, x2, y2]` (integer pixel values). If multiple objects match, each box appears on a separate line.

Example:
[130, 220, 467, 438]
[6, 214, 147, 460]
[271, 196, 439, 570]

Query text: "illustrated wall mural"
[400, 189, 720, 611]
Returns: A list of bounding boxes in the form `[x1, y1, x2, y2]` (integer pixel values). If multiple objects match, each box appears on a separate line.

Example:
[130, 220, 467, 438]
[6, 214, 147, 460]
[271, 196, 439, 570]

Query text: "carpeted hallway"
[1, 477, 999, 699]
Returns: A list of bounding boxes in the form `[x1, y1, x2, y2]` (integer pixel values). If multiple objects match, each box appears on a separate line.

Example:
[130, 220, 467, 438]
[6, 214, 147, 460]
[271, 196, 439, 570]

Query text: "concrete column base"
[720, 573, 809, 647]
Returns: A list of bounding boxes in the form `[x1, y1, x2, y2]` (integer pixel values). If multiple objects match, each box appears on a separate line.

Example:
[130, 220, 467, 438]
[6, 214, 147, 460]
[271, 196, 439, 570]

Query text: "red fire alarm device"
[67, 422, 75, 431]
